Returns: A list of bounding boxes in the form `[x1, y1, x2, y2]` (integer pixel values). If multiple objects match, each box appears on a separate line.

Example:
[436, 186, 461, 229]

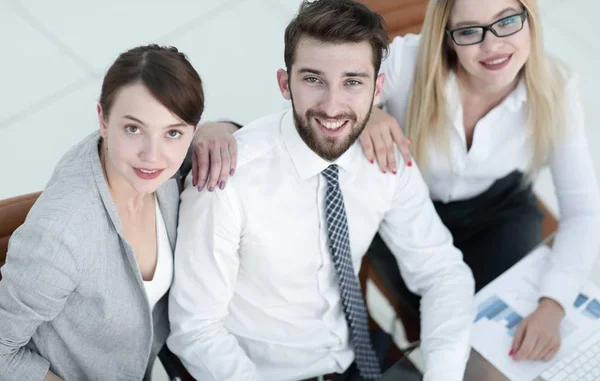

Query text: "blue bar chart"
[572, 293, 600, 320]
[583, 299, 600, 319]
[574, 293, 589, 308]
[475, 295, 523, 337]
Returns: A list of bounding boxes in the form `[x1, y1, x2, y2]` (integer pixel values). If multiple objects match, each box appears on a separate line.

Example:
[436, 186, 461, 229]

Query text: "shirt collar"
[281, 109, 361, 180]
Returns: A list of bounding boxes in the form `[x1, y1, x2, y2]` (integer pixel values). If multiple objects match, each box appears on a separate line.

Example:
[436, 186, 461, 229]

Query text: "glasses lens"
[453, 27, 484, 45]
[492, 14, 524, 36]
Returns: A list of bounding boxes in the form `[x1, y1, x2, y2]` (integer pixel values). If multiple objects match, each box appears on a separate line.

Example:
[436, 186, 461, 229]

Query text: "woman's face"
[447, 0, 531, 90]
[98, 83, 195, 195]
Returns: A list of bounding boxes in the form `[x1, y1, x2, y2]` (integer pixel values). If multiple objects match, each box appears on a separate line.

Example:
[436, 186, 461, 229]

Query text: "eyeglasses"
[446, 9, 528, 46]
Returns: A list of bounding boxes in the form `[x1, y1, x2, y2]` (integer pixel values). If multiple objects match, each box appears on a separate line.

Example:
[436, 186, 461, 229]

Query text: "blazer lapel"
[155, 178, 180, 252]
[88, 132, 124, 236]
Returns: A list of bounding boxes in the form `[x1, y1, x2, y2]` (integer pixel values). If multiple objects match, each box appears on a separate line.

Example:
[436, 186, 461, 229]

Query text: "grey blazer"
[0, 131, 181, 381]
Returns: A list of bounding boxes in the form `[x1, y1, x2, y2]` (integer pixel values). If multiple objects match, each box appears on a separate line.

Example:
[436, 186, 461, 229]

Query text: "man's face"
[278, 37, 384, 161]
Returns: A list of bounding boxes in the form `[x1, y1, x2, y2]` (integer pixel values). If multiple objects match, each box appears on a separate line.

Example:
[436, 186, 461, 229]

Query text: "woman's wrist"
[539, 297, 565, 317]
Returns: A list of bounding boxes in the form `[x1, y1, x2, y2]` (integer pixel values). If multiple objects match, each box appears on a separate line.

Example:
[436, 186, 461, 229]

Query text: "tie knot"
[322, 164, 339, 185]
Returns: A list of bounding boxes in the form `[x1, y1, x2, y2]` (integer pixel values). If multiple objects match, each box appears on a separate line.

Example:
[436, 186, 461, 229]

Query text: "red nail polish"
[369, 159, 374, 164]
[509, 349, 514, 356]
[407, 161, 413, 167]
[392, 170, 397, 175]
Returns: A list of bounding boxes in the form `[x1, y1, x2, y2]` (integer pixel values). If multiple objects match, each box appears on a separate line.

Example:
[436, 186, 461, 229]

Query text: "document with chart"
[471, 245, 600, 381]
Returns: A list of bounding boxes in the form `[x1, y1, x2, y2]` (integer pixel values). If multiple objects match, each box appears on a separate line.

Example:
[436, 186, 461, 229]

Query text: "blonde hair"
[405, 0, 566, 175]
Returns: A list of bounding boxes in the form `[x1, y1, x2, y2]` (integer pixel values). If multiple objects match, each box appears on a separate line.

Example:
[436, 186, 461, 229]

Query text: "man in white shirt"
[168, 1, 475, 380]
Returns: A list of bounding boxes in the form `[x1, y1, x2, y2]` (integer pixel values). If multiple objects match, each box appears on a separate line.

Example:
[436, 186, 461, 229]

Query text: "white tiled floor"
[1, 0, 598, 380]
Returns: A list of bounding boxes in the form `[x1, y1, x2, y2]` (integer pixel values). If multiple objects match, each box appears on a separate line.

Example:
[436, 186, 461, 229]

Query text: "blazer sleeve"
[0, 216, 80, 381]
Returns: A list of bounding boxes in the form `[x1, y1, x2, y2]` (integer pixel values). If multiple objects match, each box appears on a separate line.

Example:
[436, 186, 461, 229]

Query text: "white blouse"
[379, 33, 600, 312]
[143, 196, 173, 311]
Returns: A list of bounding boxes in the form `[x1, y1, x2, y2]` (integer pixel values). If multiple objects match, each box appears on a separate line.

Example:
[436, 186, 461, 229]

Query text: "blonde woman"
[359, 0, 600, 365]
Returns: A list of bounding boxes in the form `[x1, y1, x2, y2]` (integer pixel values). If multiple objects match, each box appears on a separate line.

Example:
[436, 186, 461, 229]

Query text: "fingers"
[192, 123, 239, 191]
[510, 321, 527, 357]
[361, 107, 412, 172]
[195, 140, 211, 191]
[542, 339, 560, 361]
[206, 144, 224, 192]
[371, 132, 388, 173]
[517, 333, 559, 361]
[400, 138, 412, 167]
[358, 132, 375, 164]
[384, 130, 397, 174]
[194, 135, 237, 192]
[390, 125, 412, 167]
[216, 146, 231, 190]
[229, 139, 238, 177]
[513, 328, 539, 361]
[529, 336, 552, 360]
[192, 146, 198, 187]
[534, 334, 560, 361]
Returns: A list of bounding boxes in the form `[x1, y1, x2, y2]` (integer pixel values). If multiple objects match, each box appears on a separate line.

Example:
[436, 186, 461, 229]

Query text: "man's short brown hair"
[284, 0, 389, 76]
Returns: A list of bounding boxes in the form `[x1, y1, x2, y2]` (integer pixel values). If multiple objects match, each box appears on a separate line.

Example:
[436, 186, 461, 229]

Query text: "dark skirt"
[368, 170, 544, 312]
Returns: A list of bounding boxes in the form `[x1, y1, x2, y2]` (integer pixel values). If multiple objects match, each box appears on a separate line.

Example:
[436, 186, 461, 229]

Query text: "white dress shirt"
[143, 196, 174, 310]
[379, 34, 600, 315]
[168, 110, 475, 381]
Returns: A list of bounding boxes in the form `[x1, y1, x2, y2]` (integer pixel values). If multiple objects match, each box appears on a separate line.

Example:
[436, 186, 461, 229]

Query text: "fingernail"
[197, 185, 204, 192]
[382, 170, 387, 174]
[509, 349, 514, 356]
[407, 161, 413, 167]
[219, 181, 225, 190]
[230, 168, 235, 176]
[392, 170, 397, 175]
[369, 159, 374, 164]
[208, 186, 215, 192]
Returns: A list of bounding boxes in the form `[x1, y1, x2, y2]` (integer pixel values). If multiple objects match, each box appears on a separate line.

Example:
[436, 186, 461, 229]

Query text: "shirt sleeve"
[378, 34, 419, 106]
[0, 217, 80, 381]
[167, 176, 262, 381]
[377, 152, 475, 381]
[538, 72, 600, 310]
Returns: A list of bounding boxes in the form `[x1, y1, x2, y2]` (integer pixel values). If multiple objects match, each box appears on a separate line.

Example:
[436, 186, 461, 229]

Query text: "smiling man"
[286, 42, 376, 162]
[167, 1, 475, 381]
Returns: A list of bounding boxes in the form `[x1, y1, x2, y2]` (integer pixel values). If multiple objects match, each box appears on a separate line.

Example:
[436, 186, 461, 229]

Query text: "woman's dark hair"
[99, 44, 204, 126]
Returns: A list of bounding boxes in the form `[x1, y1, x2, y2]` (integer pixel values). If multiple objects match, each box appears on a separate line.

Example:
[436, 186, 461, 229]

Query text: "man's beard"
[291, 93, 373, 162]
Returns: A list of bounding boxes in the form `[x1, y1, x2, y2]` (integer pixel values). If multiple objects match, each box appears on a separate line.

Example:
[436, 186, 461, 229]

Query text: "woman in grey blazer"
[0, 44, 204, 381]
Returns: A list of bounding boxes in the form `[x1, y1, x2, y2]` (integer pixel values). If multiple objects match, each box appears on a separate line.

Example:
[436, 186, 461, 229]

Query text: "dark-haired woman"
[0, 44, 204, 381]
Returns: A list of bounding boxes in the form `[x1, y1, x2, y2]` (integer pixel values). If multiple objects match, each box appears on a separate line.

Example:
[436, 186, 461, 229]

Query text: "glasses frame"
[445, 9, 528, 46]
